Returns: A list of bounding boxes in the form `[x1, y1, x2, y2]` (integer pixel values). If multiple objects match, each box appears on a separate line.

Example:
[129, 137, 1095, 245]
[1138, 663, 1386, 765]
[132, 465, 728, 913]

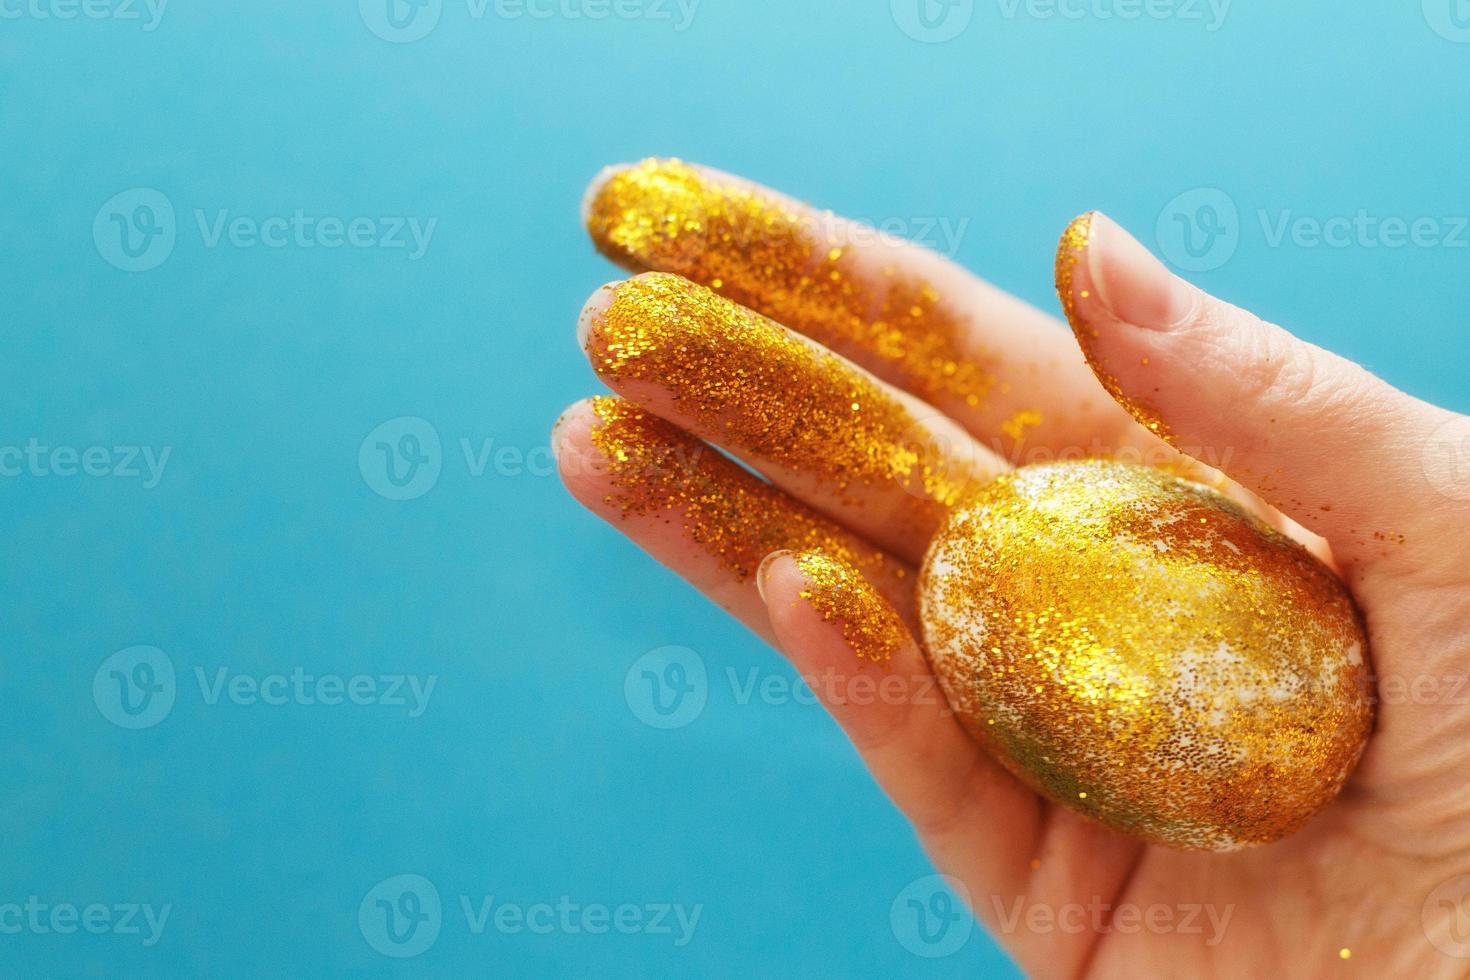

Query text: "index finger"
[584, 158, 1150, 462]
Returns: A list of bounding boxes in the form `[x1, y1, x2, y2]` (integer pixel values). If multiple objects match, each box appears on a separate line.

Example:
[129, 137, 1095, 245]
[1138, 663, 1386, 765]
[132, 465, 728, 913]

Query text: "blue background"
[4, 0, 1467, 975]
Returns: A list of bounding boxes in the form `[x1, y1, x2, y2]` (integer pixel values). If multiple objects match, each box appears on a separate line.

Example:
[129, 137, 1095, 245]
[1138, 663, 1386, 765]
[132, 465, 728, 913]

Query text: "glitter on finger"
[586, 158, 998, 411]
[586, 273, 993, 537]
[585, 396, 899, 585]
[791, 550, 910, 666]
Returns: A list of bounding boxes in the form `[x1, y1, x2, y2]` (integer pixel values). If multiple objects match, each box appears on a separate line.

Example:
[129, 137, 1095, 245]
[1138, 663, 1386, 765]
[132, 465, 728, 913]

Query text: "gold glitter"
[586, 396, 895, 584]
[586, 158, 996, 410]
[587, 273, 987, 534]
[919, 460, 1373, 851]
[1054, 213, 1092, 338]
[1055, 214, 1174, 442]
[1000, 409, 1044, 442]
[791, 551, 908, 665]
[1338, 948, 1351, 960]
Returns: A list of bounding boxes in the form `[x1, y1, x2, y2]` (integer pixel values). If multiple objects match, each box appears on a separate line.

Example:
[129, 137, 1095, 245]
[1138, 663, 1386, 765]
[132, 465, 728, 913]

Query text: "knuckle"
[1191, 303, 1366, 417]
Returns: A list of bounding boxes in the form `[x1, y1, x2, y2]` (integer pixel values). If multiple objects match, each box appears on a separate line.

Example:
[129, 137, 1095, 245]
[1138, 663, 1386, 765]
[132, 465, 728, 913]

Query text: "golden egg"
[919, 460, 1373, 850]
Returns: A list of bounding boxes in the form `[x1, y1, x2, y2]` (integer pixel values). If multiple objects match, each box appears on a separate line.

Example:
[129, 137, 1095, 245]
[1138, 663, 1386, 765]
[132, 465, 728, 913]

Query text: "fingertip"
[755, 549, 795, 605]
[580, 161, 637, 227]
[550, 397, 591, 449]
[1085, 212, 1198, 332]
[582, 157, 692, 236]
[577, 280, 625, 351]
[550, 398, 610, 505]
[757, 552, 817, 648]
[764, 551, 914, 669]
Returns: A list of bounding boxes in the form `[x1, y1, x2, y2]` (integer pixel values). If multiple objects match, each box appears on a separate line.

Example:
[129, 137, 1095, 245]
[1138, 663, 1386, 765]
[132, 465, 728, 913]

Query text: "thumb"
[1055, 211, 1465, 572]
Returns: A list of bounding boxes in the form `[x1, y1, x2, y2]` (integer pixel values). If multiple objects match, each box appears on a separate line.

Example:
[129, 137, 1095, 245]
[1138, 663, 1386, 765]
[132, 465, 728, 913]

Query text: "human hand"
[554, 159, 1470, 978]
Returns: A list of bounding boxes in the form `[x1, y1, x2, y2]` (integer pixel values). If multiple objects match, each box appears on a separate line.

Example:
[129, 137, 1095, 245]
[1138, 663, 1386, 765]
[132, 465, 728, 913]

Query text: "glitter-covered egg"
[919, 460, 1373, 851]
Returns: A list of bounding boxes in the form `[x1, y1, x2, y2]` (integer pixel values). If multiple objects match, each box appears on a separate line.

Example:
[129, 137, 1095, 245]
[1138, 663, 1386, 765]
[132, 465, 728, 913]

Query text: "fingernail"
[1087, 213, 1197, 331]
[576, 281, 622, 351]
[549, 400, 585, 449]
[756, 550, 791, 603]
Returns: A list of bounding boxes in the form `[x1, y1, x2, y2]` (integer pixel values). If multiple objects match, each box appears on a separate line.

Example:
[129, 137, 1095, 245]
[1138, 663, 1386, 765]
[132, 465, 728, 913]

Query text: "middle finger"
[578, 272, 1008, 563]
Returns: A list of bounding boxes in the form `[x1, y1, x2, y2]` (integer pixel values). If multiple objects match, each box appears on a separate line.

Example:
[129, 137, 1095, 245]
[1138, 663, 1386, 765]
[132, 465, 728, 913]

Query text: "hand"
[554, 159, 1470, 978]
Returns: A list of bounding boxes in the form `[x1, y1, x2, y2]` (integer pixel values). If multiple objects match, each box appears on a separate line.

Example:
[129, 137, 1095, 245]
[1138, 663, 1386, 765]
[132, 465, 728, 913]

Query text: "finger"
[585, 158, 1172, 464]
[552, 396, 914, 642]
[757, 550, 1041, 902]
[1055, 211, 1463, 571]
[578, 273, 1007, 563]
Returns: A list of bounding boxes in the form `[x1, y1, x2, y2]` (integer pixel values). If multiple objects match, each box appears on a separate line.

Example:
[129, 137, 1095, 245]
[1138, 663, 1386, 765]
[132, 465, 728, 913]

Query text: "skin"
[555, 164, 1470, 978]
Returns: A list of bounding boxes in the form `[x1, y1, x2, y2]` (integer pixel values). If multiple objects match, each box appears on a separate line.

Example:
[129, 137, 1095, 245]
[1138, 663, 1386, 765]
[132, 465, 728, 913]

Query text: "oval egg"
[919, 460, 1373, 850]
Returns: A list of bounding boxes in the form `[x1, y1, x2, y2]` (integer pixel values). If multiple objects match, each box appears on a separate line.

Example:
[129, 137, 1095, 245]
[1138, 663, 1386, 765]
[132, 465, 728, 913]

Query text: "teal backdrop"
[3, 0, 1467, 975]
